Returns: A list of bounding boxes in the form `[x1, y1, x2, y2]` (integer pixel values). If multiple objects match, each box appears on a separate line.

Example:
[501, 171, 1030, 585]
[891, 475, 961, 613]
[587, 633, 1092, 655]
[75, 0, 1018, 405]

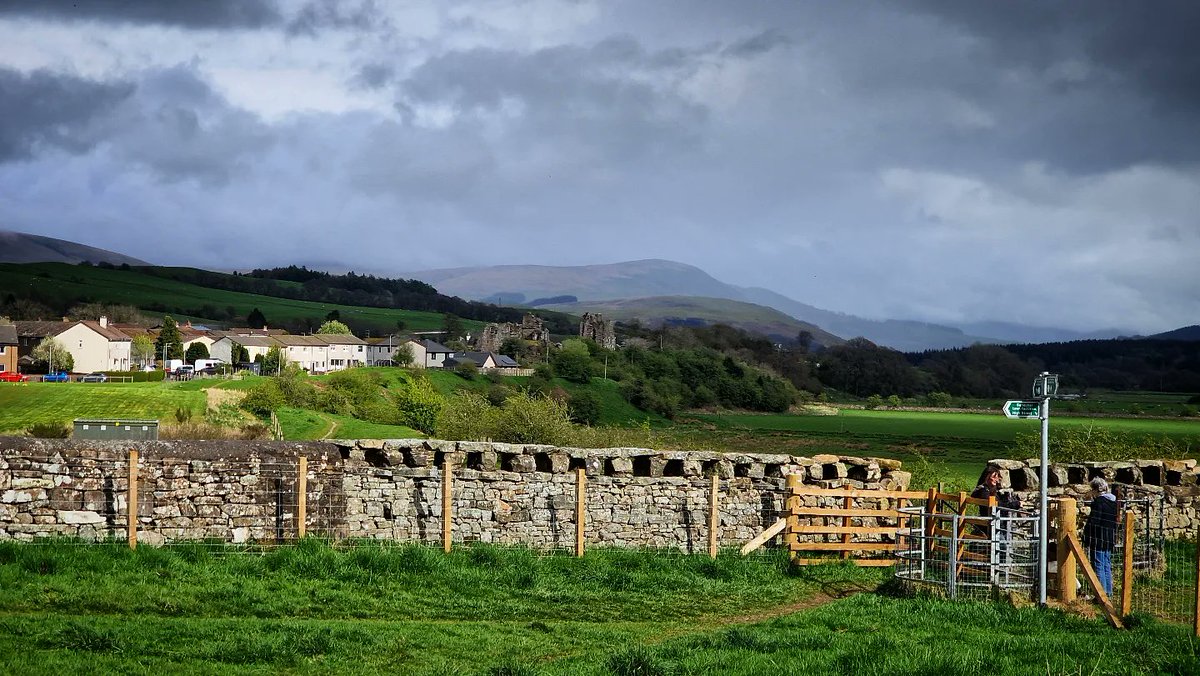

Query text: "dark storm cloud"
[0, 0, 282, 29]
[0, 69, 133, 161]
[913, 1, 1200, 112]
[101, 65, 276, 185]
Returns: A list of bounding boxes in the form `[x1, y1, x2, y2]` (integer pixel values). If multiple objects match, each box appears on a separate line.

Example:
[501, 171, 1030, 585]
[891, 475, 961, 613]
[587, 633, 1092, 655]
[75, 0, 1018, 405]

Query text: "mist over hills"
[0, 230, 151, 267]
[407, 259, 1088, 351]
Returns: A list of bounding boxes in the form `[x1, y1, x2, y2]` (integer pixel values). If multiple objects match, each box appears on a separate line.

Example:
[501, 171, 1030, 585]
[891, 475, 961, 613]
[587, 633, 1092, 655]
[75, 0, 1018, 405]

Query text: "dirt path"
[318, 413, 339, 440]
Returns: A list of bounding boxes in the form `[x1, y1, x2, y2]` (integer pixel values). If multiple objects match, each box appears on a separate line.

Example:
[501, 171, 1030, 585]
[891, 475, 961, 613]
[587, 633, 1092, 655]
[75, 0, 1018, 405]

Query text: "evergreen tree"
[247, 308, 267, 328]
[155, 316, 184, 361]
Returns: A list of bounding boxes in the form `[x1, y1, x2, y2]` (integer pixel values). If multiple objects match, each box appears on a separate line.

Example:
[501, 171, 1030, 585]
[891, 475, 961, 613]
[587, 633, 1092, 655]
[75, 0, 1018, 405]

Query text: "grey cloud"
[352, 62, 396, 90]
[102, 66, 276, 185]
[0, 0, 281, 29]
[286, 0, 382, 36]
[912, 1, 1200, 111]
[0, 69, 133, 161]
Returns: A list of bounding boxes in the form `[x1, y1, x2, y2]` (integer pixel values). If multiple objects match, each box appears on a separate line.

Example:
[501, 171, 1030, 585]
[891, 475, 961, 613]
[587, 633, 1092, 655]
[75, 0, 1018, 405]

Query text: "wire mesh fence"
[896, 506, 1041, 600]
[1065, 490, 1196, 631]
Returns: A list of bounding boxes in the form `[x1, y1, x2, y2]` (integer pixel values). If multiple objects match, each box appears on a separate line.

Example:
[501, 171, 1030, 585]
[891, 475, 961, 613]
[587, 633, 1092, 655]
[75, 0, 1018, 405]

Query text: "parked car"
[0, 371, 30, 382]
[42, 371, 71, 382]
[80, 372, 108, 383]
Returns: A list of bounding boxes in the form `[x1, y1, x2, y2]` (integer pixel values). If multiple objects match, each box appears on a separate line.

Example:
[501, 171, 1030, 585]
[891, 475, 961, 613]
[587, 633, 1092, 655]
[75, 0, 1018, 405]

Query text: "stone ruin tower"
[578, 312, 616, 349]
[478, 313, 550, 353]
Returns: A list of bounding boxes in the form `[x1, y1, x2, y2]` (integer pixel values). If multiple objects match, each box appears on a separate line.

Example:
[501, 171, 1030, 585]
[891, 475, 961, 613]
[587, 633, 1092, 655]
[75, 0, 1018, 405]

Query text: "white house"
[321, 334, 367, 371]
[274, 335, 330, 373]
[210, 335, 279, 364]
[414, 339, 453, 368]
[50, 317, 131, 372]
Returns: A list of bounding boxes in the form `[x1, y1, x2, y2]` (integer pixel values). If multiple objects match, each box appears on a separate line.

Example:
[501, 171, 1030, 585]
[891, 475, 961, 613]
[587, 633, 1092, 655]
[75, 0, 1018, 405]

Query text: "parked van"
[193, 359, 223, 372]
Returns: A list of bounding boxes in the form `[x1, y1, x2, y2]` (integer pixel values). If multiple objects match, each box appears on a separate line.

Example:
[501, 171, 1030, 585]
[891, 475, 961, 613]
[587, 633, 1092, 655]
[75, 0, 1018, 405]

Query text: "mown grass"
[0, 381, 206, 433]
[275, 406, 423, 440]
[0, 540, 1193, 675]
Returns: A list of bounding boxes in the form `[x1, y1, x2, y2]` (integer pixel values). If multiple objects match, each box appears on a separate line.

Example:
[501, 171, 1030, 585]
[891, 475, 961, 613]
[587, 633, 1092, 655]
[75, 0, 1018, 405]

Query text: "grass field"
[0, 262, 466, 333]
[275, 406, 423, 440]
[0, 381, 206, 434]
[686, 408, 1200, 487]
[0, 540, 1194, 675]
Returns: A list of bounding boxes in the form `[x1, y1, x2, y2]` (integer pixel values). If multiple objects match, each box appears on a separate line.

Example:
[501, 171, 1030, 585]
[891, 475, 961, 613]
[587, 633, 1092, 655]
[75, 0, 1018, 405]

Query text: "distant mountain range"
[536, 296, 844, 348]
[406, 259, 1133, 351]
[0, 230, 151, 267]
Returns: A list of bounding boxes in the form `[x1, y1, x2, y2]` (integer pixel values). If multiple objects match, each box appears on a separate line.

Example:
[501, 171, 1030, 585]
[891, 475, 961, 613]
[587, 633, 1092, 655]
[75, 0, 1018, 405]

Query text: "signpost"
[1001, 372, 1058, 607]
[1003, 400, 1041, 419]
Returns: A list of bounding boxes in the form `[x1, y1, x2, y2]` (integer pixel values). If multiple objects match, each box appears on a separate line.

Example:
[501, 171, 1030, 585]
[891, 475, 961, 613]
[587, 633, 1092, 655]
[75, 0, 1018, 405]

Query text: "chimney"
[99, 316, 108, 328]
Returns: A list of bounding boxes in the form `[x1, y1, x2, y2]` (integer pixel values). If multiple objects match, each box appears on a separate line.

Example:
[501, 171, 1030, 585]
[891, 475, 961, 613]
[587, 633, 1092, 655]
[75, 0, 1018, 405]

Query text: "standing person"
[1083, 477, 1118, 597]
[971, 467, 1022, 516]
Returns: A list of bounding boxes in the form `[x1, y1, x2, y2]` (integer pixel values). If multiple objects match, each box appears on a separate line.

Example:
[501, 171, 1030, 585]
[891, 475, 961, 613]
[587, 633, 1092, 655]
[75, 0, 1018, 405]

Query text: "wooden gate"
[776, 475, 998, 566]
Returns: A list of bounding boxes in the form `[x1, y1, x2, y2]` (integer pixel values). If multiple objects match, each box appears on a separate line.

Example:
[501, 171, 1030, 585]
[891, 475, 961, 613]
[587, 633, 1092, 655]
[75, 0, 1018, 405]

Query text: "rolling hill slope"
[537, 296, 844, 347]
[0, 230, 151, 266]
[408, 259, 999, 351]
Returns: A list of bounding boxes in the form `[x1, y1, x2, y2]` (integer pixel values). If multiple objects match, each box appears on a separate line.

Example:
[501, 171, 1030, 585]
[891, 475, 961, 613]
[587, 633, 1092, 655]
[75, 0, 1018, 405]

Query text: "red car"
[0, 371, 30, 382]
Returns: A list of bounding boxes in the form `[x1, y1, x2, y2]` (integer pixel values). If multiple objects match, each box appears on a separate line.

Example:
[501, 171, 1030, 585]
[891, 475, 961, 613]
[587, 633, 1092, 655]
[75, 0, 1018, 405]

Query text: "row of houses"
[0, 317, 519, 375]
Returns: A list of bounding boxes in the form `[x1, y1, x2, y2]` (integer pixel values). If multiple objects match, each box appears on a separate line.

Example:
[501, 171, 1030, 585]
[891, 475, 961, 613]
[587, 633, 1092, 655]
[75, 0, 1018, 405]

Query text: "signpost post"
[1002, 372, 1058, 607]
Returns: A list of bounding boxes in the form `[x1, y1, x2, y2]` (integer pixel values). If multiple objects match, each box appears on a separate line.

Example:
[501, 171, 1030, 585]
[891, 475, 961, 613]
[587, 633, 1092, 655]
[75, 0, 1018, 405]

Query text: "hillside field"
[0, 262, 463, 333]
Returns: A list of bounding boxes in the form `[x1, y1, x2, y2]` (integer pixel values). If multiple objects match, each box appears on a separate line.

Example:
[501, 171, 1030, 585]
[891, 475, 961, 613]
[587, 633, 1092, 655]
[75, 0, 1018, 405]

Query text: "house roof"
[12, 320, 73, 339]
[420, 339, 452, 353]
[448, 352, 495, 367]
[0, 324, 16, 345]
[274, 335, 328, 346]
[216, 335, 279, 348]
[494, 354, 520, 368]
[319, 333, 365, 345]
[80, 320, 131, 342]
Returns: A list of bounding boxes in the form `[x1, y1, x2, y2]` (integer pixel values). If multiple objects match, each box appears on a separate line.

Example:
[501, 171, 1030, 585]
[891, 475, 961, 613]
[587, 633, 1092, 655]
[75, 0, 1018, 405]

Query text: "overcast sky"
[1, 1, 1197, 333]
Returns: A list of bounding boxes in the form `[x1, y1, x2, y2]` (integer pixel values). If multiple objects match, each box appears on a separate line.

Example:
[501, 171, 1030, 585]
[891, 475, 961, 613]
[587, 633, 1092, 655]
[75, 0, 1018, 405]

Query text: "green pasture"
[0, 382, 205, 434]
[0, 540, 1193, 675]
[0, 262, 465, 333]
[275, 406, 422, 440]
[687, 409, 1200, 487]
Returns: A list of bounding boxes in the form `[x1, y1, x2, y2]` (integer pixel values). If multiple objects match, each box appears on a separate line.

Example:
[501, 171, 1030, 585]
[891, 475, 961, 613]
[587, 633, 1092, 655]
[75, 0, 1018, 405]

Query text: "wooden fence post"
[297, 456, 308, 539]
[442, 461, 453, 553]
[1058, 498, 1077, 603]
[575, 468, 586, 558]
[127, 450, 138, 550]
[841, 485, 853, 559]
[1121, 510, 1134, 616]
[708, 474, 719, 559]
[925, 486, 938, 554]
[1194, 530, 1200, 638]
[785, 474, 801, 561]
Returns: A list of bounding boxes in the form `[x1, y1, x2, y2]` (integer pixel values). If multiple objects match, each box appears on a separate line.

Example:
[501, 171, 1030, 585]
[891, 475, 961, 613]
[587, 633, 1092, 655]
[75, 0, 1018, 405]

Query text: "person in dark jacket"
[971, 467, 1022, 516]
[1083, 477, 1118, 597]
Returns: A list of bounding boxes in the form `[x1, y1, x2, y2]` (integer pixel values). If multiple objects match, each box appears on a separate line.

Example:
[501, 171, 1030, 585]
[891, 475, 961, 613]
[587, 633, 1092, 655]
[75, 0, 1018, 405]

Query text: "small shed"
[73, 419, 159, 441]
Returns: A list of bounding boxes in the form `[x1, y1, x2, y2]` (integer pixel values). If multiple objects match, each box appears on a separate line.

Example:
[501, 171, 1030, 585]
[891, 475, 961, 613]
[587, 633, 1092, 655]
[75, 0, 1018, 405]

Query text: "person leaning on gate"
[971, 467, 1022, 517]
[1083, 477, 1118, 597]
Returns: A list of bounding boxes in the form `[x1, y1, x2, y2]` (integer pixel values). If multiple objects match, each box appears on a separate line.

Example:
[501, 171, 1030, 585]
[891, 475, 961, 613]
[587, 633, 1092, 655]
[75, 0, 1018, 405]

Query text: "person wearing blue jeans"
[1083, 477, 1118, 597]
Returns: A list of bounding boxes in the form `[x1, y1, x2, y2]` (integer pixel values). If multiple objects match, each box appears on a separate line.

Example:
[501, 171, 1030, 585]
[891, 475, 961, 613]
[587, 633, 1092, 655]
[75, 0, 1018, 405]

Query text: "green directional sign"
[1003, 399, 1042, 419]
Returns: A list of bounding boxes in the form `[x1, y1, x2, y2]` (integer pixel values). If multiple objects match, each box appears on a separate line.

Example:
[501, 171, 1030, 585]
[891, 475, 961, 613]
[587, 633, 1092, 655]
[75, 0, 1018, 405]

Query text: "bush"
[486, 384, 511, 407]
[240, 380, 286, 415]
[392, 376, 444, 435]
[492, 393, 575, 445]
[925, 391, 953, 408]
[454, 361, 479, 381]
[436, 391, 498, 441]
[276, 364, 318, 408]
[864, 394, 883, 410]
[886, 395, 902, 409]
[27, 422, 70, 438]
[567, 390, 601, 426]
[1013, 426, 1193, 462]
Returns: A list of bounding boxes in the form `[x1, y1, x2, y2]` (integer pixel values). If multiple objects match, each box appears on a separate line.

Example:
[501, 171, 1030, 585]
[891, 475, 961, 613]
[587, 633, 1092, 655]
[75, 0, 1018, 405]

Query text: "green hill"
[0, 262, 463, 333]
[539, 295, 844, 347]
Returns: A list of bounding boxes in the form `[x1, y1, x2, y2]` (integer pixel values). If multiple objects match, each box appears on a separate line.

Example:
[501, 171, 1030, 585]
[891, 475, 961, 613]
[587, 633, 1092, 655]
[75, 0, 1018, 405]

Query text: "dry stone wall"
[0, 437, 910, 550]
[983, 457, 1200, 538]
